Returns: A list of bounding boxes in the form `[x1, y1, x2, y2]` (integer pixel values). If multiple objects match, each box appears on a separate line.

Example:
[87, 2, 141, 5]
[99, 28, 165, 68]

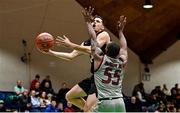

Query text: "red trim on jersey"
[94, 56, 104, 72]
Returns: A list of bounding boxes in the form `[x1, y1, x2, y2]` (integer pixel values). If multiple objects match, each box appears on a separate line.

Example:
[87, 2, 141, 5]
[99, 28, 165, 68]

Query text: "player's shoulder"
[100, 31, 109, 36]
[98, 31, 110, 39]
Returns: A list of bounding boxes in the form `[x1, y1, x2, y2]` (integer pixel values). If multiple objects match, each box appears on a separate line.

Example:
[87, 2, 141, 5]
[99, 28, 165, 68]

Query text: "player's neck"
[96, 30, 104, 35]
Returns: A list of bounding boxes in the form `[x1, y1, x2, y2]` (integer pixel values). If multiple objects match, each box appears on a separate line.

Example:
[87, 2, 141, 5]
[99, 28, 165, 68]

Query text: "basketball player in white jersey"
[90, 15, 128, 112]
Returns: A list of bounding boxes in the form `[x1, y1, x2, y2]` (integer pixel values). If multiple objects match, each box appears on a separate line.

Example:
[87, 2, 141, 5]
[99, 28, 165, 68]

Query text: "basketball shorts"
[78, 75, 97, 95]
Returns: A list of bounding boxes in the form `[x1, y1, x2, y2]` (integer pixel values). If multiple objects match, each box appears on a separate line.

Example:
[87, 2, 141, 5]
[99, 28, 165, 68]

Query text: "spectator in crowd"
[126, 96, 142, 112]
[162, 84, 170, 96]
[171, 83, 179, 95]
[57, 82, 70, 107]
[146, 94, 159, 112]
[42, 82, 54, 95]
[151, 86, 164, 101]
[132, 82, 146, 102]
[44, 99, 59, 112]
[47, 93, 53, 102]
[156, 104, 165, 112]
[14, 80, 25, 96]
[166, 101, 176, 112]
[30, 74, 40, 90]
[41, 75, 52, 89]
[34, 82, 42, 97]
[19, 89, 31, 112]
[57, 102, 64, 112]
[39, 91, 50, 111]
[30, 90, 40, 112]
[175, 88, 180, 109]
[0, 100, 6, 112]
[169, 88, 177, 102]
[64, 102, 75, 112]
[177, 107, 180, 112]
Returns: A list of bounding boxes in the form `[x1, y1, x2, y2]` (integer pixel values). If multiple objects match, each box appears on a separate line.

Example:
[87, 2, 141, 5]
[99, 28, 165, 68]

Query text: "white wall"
[143, 40, 180, 94]
[0, 0, 91, 92]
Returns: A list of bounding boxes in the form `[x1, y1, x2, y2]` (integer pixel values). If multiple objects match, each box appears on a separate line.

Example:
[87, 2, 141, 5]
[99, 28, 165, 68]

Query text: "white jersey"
[94, 55, 124, 99]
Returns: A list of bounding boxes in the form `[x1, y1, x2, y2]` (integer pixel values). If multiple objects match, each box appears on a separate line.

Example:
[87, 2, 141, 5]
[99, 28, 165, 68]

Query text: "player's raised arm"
[117, 15, 128, 65]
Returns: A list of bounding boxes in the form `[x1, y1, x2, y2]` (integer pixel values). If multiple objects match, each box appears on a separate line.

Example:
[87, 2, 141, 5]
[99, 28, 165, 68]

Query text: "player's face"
[92, 17, 104, 32]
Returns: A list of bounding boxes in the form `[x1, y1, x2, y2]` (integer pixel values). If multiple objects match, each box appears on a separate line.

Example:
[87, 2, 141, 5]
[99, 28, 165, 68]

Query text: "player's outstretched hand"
[82, 6, 94, 23]
[117, 15, 127, 32]
[55, 35, 72, 48]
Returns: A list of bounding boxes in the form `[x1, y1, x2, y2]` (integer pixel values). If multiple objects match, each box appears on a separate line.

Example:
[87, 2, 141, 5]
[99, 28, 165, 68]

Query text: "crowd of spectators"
[0, 74, 76, 112]
[126, 82, 180, 112]
[0, 74, 179, 112]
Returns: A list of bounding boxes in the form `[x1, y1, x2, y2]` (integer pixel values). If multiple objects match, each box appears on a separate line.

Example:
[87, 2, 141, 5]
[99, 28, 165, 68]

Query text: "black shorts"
[78, 75, 97, 95]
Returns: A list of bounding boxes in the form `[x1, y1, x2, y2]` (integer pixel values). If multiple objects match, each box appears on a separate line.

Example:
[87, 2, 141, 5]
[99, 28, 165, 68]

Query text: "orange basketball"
[35, 32, 54, 52]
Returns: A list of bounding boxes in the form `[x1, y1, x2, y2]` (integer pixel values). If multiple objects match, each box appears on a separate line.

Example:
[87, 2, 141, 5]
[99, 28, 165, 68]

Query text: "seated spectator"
[132, 82, 147, 102]
[177, 107, 180, 112]
[169, 88, 177, 102]
[166, 101, 176, 112]
[57, 102, 64, 112]
[34, 82, 41, 97]
[162, 84, 170, 96]
[151, 86, 164, 101]
[19, 89, 31, 112]
[57, 82, 70, 107]
[175, 88, 180, 109]
[126, 96, 142, 112]
[30, 74, 40, 90]
[146, 94, 159, 112]
[47, 93, 53, 102]
[64, 102, 75, 112]
[137, 91, 146, 102]
[39, 91, 50, 111]
[44, 100, 59, 112]
[0, 100, 6, 112]
[171, 83, 179, 93]
[41, 75, 52, 89]
[14, 80, 24, 96]
[30, 90, 40, 112]
[42, 82, 54, 95]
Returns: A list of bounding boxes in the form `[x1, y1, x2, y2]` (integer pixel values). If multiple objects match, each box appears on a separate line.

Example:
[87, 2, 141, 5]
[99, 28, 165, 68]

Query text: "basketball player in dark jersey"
[54, 10, 111, 111]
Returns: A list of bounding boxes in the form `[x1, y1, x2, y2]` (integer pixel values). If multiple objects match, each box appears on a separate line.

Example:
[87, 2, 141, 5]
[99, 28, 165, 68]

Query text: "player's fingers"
[56, 36, 65, 41]
[63, 35, 69, 40]
[56, 36, 63, 40]
[90, 7, 94, 15]
[55, 38, 62, 42]
[120, 15, 124, 22]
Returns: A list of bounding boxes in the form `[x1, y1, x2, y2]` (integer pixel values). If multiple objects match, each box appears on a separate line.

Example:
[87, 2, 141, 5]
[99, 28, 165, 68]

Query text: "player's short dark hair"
[106, 42, 120, 58]
[94, 15, 104, 25]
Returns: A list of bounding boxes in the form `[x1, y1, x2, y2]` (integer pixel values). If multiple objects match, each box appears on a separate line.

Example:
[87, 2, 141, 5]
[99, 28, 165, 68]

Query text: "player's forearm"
[119, 30, 128, 63]
[69, 43, 91, 54]
[48, 50, 74, 61]
[91, 39, 96, 57]
[91, 38, 101, 61]
[86, 22, 96, 40]
[119, 31, 127, 50]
